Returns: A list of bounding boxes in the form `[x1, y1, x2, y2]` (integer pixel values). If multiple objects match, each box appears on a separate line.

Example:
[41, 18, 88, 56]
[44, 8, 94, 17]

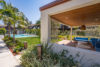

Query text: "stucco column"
[41, 12, 51, 44]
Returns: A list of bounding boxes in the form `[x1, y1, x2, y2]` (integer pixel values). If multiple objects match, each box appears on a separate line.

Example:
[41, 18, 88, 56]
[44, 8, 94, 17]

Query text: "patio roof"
[51, 3, 100, 26]
[40, 0, 100, 43]
[40, 0, 70, 11]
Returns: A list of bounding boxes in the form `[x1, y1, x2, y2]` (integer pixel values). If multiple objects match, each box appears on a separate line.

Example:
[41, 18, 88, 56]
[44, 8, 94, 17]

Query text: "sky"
[0, 0, 55, 25]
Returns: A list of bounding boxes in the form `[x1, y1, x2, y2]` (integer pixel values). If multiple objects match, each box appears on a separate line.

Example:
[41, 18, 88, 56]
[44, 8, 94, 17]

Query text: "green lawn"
[16, 37, 40, 47]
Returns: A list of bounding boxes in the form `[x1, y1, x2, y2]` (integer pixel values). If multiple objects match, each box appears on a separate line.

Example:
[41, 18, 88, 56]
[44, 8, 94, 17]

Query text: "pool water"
[11, 34, 33, 38]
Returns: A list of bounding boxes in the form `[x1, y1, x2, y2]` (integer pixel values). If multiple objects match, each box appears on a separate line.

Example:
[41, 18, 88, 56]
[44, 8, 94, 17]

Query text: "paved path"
[0, 38, 21, 67]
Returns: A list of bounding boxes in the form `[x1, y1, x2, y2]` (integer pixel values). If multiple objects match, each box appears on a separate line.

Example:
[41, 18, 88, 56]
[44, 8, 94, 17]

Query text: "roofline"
[40, 0, 70, 11]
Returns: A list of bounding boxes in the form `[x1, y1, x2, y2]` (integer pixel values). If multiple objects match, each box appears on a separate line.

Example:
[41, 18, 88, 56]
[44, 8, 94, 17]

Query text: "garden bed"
[8, 47, 19, 56]
[21, 44, 80, 67]
[3, 36, 40, 55]
[3, 36, 25, 55]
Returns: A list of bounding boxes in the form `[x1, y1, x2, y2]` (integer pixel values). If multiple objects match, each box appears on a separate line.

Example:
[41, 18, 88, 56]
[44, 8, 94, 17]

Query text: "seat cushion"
[74, 37, 88, 42]
[90, 38, 98, 47]
[96, 39, 100, 48]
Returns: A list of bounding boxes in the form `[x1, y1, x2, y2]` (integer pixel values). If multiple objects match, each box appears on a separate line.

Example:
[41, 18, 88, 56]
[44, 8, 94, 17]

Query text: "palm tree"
[7, 4, 28, 42]
[0, 0, 29, 42]
[0, 0, 12, 38]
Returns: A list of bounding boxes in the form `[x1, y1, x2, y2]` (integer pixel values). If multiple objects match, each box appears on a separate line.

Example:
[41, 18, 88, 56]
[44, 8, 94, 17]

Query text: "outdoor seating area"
[90, 38, 100, 52]
[1, 0, 100, 67]
[57, 37, 100, 52]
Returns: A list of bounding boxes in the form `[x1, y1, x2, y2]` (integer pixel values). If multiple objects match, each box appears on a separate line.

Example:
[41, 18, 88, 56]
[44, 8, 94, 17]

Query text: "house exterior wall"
[41, 13, 51, 44]
[50, 44, 100, 67]
[40, 0, 100, 44]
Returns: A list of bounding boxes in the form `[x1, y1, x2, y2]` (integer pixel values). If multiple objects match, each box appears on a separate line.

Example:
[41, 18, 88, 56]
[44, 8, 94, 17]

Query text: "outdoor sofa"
[74, 37, 100, 52]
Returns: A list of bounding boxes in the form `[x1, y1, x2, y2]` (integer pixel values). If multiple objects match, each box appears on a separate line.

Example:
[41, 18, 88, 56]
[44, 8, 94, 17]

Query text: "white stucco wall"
[50, 44, 100, 67]
[41, 13, 51, 44]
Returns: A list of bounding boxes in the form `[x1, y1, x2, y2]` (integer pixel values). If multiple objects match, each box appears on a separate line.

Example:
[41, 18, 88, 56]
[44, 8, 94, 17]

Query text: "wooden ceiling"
[51, 3, 100, 26]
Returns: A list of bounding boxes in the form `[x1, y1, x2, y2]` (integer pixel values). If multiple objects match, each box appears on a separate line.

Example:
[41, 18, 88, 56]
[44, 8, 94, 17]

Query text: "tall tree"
[7, 4, 28, 42]
[36, 20, 40, 24]
[0, 0, 28, 42]
[0, 0, 12, 38]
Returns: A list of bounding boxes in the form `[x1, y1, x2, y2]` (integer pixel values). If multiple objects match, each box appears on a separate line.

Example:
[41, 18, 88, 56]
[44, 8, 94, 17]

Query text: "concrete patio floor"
[57, 40, 95, 50]
[0, 38, 21, 67]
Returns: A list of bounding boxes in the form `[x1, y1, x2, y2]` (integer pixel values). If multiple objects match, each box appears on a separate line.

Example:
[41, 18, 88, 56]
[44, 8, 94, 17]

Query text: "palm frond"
[0, 0, 7, 9]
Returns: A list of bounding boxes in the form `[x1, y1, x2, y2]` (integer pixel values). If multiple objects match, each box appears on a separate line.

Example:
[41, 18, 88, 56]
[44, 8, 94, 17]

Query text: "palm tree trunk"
[4, 33, 5, 37]
[13, 24, 15, 43]
[8, 26, 11, 39]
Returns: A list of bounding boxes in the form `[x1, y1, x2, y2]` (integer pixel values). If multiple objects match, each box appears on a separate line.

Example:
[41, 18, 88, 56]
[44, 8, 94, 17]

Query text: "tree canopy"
[0, 0, 30, 42]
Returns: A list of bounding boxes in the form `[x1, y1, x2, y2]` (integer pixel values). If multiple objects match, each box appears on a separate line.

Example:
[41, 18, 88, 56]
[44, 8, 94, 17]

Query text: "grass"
[16, 37, 40, 47]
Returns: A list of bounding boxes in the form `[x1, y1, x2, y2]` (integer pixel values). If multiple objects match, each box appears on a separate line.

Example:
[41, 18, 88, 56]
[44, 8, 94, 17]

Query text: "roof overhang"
[40, 0, 70, 11]
[51, 3, 100, 26]
[40, 0, 100, 26]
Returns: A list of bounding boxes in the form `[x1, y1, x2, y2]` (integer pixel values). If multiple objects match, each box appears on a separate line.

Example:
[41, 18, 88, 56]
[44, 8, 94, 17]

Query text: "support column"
[41, 12, 51, 44]
[70, 26, 73, 41]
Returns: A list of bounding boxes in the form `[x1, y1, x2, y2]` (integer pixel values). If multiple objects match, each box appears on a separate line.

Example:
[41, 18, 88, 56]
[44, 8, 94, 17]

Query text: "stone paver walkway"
[0, 38, 20, 67]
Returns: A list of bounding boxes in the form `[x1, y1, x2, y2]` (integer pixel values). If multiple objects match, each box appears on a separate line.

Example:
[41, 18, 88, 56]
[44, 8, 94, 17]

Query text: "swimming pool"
[11, 34, 34, 38]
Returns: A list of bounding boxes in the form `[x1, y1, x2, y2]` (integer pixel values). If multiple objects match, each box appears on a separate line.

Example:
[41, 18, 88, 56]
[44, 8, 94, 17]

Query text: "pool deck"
[0, 36, 21, 67]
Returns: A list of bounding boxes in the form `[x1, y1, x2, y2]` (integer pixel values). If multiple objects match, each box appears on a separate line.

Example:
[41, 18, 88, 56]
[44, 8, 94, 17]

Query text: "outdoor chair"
[90, 38, 98, 47]
[95, 39, 100, 52]
[74, 37, 88, 42]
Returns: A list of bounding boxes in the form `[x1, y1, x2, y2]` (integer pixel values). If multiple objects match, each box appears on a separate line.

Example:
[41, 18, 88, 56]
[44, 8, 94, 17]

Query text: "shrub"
[5, 40, 11, 44]
[9, 42, 16, 47]
[3, 36, 13, 42]
[25, 29, 29, 34]
[58, 35, 67, 40]
[3, 36, 15, 47]
[0, 28, 6, 36]
[30, 29, 35, 34]
[13, 40, 24, 53]
[13, 45, 23, 53]
[21, 44, 79, 67]
[67, 35, 76, 40]
[3, 36, 9, 42]
[3, 36, 24, 53]
[35, 29, 40, 36]
[9, 37, 13, 41]
[15, 40, 24, 47]
[25, 29, 40, 36]
[76, 31, 85, 36]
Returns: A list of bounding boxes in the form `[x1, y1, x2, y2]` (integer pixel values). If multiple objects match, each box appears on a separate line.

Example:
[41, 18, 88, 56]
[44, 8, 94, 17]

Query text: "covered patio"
[40, 0, 100, 66]
[40, 0, 100, 49]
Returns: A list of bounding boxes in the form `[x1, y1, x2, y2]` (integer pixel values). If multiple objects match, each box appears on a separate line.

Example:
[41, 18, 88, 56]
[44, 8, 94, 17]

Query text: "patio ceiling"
[51, 3, 100, 26]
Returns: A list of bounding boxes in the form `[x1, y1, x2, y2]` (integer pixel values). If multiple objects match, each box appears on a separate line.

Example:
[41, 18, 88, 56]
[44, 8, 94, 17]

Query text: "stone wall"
[50, 44, 100, 67]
